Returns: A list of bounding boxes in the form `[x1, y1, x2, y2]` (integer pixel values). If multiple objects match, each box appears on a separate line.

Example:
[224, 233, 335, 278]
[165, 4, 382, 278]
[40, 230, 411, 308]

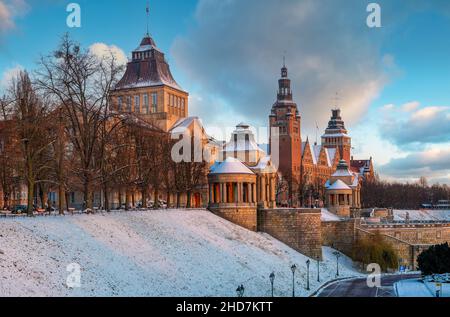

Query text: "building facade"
[110, 34, 189, 132]
[269, 64, 374, 207]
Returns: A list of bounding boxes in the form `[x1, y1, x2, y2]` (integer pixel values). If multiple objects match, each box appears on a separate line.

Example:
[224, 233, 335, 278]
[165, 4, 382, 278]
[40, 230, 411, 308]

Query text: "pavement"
[317, 274, 421, 297]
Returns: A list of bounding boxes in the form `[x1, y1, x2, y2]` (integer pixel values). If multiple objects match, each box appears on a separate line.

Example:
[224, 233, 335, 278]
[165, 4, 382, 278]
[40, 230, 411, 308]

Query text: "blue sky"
[1, 0, 450, 184]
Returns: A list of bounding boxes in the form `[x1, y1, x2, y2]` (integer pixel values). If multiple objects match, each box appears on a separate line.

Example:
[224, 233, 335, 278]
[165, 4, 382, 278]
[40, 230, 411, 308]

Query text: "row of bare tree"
[0, 35, 208, 216]
[361, 176, 450, 209]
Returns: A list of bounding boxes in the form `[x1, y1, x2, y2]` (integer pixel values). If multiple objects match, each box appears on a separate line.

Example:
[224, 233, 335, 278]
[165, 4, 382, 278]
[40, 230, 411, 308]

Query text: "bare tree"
[36, 34, 123, 210]
[10, 71, 52, 216]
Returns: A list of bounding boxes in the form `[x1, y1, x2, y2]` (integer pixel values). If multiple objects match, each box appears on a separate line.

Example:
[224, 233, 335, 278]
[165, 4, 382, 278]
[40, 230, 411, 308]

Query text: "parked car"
[11, 205, 27, 214]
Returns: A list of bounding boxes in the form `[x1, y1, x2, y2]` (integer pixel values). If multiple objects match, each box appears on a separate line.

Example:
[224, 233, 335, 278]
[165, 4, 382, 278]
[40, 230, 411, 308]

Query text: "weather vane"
[146, 1, 150, 35]
[332, 92, 341, 110]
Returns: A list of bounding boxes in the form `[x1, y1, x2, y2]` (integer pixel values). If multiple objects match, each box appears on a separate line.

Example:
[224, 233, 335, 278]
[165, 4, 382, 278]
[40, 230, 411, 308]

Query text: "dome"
[210, 157, 254, 175]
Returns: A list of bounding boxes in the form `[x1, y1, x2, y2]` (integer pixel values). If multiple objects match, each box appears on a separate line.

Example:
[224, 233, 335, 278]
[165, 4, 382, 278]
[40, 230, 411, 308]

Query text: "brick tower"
[111, 33, 189, 132]
[269, 63, 302, 206]
[322, 109, 351, 165]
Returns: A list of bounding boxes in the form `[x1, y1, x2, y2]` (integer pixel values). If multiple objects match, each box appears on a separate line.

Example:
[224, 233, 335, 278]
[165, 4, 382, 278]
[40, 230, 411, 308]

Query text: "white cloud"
[401, 101, 420, 112]
[0, 0, 29, 34]
[0, 64, 23, 91]
[172, 0, 391, 132]
[380, 147, 450, 185]
[89, 43, 128, 66]
[381, 105, 450, 147]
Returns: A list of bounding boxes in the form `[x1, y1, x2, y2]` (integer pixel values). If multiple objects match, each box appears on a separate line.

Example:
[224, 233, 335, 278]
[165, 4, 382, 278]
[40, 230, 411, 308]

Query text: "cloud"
[0, 0, 29, 34]
[380, 147, 450, 184]
[0, 64, 23, 92]
[171, 0, 393, 131]
[401, 101, 420, 112]
[381, 105, 450, 147]
[89, 43, 128, 66]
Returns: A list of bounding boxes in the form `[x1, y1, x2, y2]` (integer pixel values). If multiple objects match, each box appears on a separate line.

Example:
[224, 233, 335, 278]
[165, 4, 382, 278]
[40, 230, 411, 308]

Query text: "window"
[70, 192, 75, 204]
[117, 96, 123, 111]
[151, 93, 158, 113]
[143, 94, 149, 114]
[134, 95, 140, 113]
[126, 96, 132, 112]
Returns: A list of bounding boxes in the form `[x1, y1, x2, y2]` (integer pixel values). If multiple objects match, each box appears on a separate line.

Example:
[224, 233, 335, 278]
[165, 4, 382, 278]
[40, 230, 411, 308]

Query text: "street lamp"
[236, 284, 245, 298]
[333, 251, 342, 277]
[291, 264, 297, 297]
[306, 259, 310, 291]
[317, 256, 321, 283]
[269, 272, 275, 297]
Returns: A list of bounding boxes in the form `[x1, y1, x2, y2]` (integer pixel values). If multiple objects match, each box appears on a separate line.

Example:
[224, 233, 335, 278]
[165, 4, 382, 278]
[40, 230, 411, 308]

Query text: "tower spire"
[332, 92, 340, 110]
[146, 1, 150, 35]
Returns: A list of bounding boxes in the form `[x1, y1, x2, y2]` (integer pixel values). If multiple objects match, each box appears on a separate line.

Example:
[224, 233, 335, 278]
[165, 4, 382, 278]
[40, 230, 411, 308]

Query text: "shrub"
[417, 243, 450, 276]
[352, 232, 399, 272]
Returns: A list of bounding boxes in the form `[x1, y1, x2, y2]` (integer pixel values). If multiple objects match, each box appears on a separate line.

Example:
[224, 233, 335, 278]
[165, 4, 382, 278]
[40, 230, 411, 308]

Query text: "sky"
[0, 0, 449, 185]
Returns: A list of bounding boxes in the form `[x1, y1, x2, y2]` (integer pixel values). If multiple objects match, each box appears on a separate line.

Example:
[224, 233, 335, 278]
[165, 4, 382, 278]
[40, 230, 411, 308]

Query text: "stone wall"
[359, 223, 450, 270]
[258, 208, 322, 260]
[321, 219, 358, 256]
[209, 205, 258, 232]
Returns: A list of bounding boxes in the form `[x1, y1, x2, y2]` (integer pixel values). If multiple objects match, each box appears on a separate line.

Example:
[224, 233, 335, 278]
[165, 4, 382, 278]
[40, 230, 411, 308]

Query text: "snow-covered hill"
[0, 209, 359, 297]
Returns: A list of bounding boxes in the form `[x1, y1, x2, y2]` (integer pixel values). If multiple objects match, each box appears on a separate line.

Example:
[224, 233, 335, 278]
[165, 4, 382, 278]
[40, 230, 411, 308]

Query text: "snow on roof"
[222, 124, 266, 155]
[210, 157, 255, 175]
[327, 179, 351, 190]
[252, 155, 277, 173]
[325, 148, 337, 166]
[321, 133, 349, 138]
[171, 117, 198, 134]
[332, 169, 354, 177]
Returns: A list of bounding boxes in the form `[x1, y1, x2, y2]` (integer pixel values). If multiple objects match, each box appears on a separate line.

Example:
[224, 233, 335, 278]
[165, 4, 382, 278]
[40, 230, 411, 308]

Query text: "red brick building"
[269, 64, 374, 207]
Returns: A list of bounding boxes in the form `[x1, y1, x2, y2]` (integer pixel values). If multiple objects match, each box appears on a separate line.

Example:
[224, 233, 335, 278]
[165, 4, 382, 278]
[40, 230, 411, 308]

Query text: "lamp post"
[291, 264, 297, 297]
[317, 255, 321, 282]
[306, 260, 310, 291]
[236, 284, 245, 298]
[269, 272, 275, 297]
[333, 251, 342, 277]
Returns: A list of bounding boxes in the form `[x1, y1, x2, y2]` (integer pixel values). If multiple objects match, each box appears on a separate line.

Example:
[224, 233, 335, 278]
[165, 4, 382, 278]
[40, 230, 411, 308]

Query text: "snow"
[393, 209, 450, 222]
[210, 157, 254, 175]
[0, 209, 360, 297]
[327, 179, 351, 190]
[395, 279, 450, 297]
[321, 209, 343, 222]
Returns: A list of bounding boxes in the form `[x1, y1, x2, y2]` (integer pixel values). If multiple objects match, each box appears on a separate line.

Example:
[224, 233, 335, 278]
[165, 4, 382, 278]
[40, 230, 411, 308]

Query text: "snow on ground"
[321, 209, 342, 222]
[0, 209, 360, 297]
[395, 279, 450, 297]
[393, 210, 450, 222]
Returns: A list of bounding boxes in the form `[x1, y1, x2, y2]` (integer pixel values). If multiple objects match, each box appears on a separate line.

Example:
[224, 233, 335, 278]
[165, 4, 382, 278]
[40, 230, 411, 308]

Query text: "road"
[317, 274, 421, 297]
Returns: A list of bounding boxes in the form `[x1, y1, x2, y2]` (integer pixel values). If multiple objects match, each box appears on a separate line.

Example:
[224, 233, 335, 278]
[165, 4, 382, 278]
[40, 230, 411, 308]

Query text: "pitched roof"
[327, 179, 351, 190]
[114, 35, 184, 92]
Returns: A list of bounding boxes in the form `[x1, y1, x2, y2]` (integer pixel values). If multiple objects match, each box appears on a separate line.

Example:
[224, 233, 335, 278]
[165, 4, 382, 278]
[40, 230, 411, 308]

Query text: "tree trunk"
[141, 187, 148, 209]
[186, 191, 192, 209]
[166, 191, 171, 209]
[27, 178, 34, 217]
[58, 185, 65, 215]
[83, 178, 93, 210]
[118, 187, 123, 209]
[154, 187, 159, 209]
[103, 184, 110, 212]
[125, 189, 130, 211]
[176, 192, 180, 209]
